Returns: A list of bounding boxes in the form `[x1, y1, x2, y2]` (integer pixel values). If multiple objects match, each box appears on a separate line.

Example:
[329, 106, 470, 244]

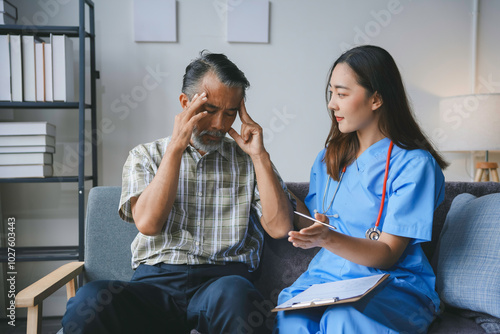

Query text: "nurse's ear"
[371, 92, 383, 111]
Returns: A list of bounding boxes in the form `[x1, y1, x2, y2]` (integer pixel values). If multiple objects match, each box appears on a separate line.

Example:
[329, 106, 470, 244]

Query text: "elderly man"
[62, 51, 294, 334]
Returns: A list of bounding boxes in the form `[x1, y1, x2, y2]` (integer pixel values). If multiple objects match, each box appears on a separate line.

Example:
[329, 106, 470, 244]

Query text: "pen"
[294, 211, 337, 230]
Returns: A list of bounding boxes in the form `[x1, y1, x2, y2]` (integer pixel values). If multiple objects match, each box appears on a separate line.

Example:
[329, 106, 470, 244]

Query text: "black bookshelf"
[0, 102, 91, 109]
[0, 0, 97, 263]
[0, 246, 79, 262]
[0, 24, 91, 38]
[0, 176, 94, 183]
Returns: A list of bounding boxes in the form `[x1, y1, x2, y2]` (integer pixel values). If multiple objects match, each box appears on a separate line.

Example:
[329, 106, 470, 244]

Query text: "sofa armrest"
[15, 261, 84, 334]
[16, 261, 84, 307]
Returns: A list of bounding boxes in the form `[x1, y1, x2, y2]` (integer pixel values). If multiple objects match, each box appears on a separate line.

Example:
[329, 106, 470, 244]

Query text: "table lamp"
[438, 93, 500, 182]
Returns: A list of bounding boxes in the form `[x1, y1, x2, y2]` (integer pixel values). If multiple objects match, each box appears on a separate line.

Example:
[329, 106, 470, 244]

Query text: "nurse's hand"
[288, 213, 333, 249]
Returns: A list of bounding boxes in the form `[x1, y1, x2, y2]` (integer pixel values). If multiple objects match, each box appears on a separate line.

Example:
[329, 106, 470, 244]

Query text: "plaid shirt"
[119, 136, 292, 271]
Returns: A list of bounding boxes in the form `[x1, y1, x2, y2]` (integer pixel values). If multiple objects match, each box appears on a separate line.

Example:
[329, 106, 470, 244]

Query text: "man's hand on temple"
[170, 92, 208, 151]
[228, 99, 267, 160]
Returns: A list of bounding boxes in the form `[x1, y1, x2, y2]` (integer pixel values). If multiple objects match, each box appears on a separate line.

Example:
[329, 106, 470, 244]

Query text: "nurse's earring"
[365, 227, 381, 241]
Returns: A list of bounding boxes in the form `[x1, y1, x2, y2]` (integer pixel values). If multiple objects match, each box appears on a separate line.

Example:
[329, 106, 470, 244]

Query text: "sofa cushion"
[436, 192, 500, 318]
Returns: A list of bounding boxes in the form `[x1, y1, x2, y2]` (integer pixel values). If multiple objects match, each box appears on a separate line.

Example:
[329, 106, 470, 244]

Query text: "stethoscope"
[319, 141, 394, 241]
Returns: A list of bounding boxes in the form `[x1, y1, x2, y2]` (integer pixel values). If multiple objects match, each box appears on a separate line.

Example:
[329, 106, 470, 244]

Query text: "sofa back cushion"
[84, 186, 137, 283]
[436, 192, 500, 318]
[424, 181, 500, 268]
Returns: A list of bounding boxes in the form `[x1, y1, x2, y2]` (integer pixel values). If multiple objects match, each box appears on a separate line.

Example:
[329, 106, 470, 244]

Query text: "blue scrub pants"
[273, 279, 437, 334]
[62, 263, 269, 334]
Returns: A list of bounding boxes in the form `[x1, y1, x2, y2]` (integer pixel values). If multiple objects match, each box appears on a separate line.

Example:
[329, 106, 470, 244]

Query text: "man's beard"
[191, 128, 225, 153]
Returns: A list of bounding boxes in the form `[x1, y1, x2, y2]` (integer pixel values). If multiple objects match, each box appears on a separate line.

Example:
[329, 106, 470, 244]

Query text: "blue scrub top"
[292, 138, 445, 311]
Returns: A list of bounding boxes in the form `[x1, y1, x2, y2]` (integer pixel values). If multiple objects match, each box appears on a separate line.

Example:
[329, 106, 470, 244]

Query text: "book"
[0, 35, 10, 101]
[0, 135, 55, 147]
[0, 146, 55, 153]
[9, 35, 22, 102]
[44, 41, 53, 102]
[22, 35, 36, 102]
[0, 164, 53, 178]
[0, 153, 52, 165]
[272, 274, 389, 312]
[52, 34, 74, 102]
[0, 122, 56, 136]
[35, 42, 45, 102]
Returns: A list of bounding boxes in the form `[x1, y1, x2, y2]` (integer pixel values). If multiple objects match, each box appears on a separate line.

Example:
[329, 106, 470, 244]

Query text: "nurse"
[274, 45, 449, 334]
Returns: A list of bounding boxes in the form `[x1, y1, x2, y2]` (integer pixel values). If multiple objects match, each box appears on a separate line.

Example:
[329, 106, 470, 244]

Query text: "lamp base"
[474, 162, 499, 182]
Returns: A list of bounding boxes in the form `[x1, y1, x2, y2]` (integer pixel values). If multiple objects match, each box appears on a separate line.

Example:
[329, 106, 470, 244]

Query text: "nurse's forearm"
[321, 231, 409, 269]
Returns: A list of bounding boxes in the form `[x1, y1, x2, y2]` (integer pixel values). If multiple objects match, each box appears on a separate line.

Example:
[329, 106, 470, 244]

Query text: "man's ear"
[179, 93, 190, 109]
[371, 92, 383, 110]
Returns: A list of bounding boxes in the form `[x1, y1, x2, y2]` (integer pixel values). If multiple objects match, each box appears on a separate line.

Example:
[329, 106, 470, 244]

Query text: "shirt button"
[195, 241, 200, 246]
[333, 214, 339, 218]
[198, 192, 203, 197]
[197, 221, 201, 226]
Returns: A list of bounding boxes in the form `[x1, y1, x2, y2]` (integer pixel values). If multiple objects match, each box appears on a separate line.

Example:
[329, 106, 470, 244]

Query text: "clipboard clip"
[291, 297, 340, 308]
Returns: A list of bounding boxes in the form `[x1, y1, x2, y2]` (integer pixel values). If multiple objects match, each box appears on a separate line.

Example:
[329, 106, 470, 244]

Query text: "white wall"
[1, 0, 499, 317]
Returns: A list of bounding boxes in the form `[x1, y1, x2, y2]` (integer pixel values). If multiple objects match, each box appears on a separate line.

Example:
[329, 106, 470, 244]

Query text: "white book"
[0, 135, 55, 147]
[52, 35, 74, 102]
[22, 35, 36, 102]
[0, 35, 11, 101]
[44, 42, 53, 102]
[35, 42, 45, 102]
[9, 35, 22, 102]
[0, 152, 52, 165]
[0, 146, 55, 153]
[0, 164, 53, 178]
[0, 122, 56, 136]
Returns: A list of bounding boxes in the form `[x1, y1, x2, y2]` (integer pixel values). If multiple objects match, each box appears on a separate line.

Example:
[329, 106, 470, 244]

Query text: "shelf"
[0, 176, 94, 183]
[0, 25, 92, 38]
[0, 102, 91, 109]
[0, 0, 96, 267]
[0, 246, 79, 262]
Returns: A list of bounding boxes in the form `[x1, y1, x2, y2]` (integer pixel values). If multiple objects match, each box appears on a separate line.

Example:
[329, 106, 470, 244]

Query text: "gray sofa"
[16, 181, 500, 333]
[257, 182, 500, 333]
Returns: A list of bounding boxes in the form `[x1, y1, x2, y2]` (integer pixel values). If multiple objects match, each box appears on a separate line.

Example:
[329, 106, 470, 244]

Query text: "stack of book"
[0, 33, 74, 102]
[0, 122, 56, 178]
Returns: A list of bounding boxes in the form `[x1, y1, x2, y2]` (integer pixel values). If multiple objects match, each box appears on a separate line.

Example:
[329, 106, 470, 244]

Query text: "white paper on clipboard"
[272, 274, 389, 312]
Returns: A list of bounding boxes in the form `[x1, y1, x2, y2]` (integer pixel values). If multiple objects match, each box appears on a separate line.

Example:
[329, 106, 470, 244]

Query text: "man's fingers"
[187, 110, 208, 127]
[185, 92, 207, 118]
[238, 99, 254, 123]
[228, 128, 244, 145]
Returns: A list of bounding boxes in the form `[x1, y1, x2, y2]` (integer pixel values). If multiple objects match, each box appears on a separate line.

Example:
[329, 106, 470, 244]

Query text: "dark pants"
[62, 263, 270, 334]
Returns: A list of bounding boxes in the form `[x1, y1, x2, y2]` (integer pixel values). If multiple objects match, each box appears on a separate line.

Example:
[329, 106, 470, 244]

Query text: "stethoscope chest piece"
[365, 227, 381, 241]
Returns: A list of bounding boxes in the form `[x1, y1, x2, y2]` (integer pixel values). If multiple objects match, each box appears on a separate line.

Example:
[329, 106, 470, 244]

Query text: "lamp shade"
[436, 93, 500, 151]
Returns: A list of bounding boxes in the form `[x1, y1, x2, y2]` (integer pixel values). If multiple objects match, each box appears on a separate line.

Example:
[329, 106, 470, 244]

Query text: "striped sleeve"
[118, 145, 157, 223]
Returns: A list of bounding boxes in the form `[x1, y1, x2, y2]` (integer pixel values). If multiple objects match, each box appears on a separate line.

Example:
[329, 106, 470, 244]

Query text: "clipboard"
[271, 273, 389, 312]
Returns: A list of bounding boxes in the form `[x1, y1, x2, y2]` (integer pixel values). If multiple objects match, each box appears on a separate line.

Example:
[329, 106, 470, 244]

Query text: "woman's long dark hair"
[324, 45, 448, 180]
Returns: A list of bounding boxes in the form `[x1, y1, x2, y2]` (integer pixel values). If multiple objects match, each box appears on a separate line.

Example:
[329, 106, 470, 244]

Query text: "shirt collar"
[185, 137, 232, 161]
[355, 137, 392, 172]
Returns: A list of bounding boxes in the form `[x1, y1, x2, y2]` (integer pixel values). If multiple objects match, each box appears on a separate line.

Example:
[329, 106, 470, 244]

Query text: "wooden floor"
[0, 317, 62, 334]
